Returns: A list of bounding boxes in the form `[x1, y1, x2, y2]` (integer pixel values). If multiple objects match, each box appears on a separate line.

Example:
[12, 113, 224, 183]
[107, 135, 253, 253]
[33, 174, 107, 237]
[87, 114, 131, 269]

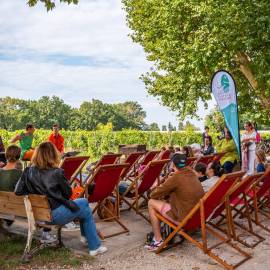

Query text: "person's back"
[0, 145, 22, 191]
[150, 166, 204, 222]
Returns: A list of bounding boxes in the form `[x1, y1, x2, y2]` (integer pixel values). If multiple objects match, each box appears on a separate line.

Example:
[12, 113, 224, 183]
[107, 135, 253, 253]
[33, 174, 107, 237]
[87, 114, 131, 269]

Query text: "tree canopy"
[27, 0, 79, 11]
[123, 0, 270, 125]
[0, 96, 149, 131]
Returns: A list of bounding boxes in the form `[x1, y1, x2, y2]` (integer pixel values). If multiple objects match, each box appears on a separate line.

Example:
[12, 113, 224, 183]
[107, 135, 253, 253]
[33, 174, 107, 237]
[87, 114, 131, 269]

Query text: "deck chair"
[234, 168, 270, 233]
[59, 156, 89, 185]
[158, 150, 171, 160]
[122, 152, 145, 179]
[213, 152, 226, 163]
[139, 150, 160, 167]
[85, 163, 129, 238]
[155, 171, 251, 270]
[210, 173, 265, 248]
[95, 153, 121, 167]
[120, 159, 169, 222]
[186, 157, 197, 167]
[197, 154, 215, 166]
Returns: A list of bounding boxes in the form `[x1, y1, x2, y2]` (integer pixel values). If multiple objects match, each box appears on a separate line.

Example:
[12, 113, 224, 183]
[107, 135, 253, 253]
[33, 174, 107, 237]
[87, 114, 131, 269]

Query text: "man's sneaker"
[62, 221, 80, 231]
[80, 236, 88, 245]
[144, 239, 164, 251]
[41, 231, 58, 244]
[89, 246, 108, 256]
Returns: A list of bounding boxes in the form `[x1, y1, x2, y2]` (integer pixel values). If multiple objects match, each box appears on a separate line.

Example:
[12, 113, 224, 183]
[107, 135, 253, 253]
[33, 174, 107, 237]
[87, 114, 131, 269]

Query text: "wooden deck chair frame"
[154, 171, 251, 270]
[120, 159, 170, 223]
[122, 152, 145, 180]
[85, 163, 130, 238]
[234, 168, 270, 234]
[210, 173, 265, 248]
[59, 156, 90, 186]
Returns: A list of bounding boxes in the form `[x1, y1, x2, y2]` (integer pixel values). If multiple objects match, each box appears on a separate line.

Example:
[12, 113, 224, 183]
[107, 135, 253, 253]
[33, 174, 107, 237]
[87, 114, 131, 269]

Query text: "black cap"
[171, 153, 187, 169]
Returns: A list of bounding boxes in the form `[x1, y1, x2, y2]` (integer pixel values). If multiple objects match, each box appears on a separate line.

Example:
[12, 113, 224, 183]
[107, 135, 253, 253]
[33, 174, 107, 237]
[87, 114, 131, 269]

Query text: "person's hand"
[0, 162, 5, 168]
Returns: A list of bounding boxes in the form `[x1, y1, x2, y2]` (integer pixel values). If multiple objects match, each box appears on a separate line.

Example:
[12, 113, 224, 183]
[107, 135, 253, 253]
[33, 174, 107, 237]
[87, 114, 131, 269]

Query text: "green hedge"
[1, 129, 269, 161]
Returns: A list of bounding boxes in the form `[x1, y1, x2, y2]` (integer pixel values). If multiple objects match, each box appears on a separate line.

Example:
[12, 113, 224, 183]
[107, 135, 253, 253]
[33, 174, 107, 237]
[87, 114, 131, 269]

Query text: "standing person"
[11, 124, 35, 160]
[145, 153, 204, 251]
[241, 122, 257, 175]
[202, 126, 210, 144]
[0, 136, 6, 166]
[48, 123, 65, 154]
[202, 136, 214, 155]
[15, 142, 107, 256]
[216, 130, 238, 173]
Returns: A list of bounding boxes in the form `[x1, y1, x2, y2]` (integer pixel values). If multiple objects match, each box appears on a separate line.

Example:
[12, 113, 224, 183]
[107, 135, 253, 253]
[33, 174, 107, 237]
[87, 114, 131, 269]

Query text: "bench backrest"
[0, 191, 52, 222]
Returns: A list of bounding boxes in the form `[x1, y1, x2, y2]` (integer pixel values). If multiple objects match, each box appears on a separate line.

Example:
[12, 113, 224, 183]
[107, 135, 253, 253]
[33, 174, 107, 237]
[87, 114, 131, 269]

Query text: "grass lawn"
[0, 235, 91, 270]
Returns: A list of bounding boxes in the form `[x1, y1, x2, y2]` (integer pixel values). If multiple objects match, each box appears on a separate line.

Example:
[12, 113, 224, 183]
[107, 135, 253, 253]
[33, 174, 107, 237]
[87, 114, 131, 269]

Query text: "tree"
[146, 122, 160, 131]
[168, 122, 174, 132]
[27, 0, 79, 11]
[123, 0, 270, 125]
[204, 107, 225, 132]
[161, 125, 167, 131]
[178, 121, 184, 131]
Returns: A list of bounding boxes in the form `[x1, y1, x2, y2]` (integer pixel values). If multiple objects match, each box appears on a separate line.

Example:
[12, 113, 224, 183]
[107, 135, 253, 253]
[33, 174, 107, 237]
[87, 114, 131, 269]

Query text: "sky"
[0, 0, 215, 130]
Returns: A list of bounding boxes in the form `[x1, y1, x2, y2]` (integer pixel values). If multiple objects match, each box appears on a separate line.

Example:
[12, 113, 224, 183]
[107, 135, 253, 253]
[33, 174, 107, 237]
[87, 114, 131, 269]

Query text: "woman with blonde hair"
[15, 142, 107, 256]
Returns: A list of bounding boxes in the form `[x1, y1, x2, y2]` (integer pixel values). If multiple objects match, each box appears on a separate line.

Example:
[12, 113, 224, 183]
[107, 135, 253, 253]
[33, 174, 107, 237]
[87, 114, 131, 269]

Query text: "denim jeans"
[52, 198, 101, 251]
[222, 161, 235, 174]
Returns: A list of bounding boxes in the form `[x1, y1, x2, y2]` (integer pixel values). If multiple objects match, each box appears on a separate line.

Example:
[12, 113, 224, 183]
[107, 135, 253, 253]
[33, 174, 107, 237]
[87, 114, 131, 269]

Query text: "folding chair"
[186, 157, 197, 167]
[120, 159, 169, 223]
[197, 154, 215, 166]
[235, 168, 270, 233]
[210, 173, 265, 248]
[95, 153, 121, 168]
[85, 163, 130, 238]
[213, 152, 226, 163]
[122, 152, 145, 179]
[59, 156, 90, 185]
[139, 150, 160, 167]
[155, 171, 251, 270]
[158, 150, 171, 160]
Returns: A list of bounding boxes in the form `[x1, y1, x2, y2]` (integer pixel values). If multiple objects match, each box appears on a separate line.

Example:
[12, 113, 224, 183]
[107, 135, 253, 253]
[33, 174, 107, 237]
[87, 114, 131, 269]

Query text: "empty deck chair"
[59, 156, 89, 185]
[85, 163, 129, 238]
[122, 152, 145, 179]
[120, 159, 169, 222]
[155, 171, 251, 270]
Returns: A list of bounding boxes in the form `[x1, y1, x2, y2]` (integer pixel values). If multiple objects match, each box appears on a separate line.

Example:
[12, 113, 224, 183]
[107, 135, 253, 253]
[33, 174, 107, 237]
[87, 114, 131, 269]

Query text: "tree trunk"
[236, 52, 270, 108]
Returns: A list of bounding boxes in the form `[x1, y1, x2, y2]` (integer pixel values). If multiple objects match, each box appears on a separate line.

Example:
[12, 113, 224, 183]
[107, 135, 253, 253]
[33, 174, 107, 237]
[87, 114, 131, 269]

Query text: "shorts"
[160, 202, 178, 225]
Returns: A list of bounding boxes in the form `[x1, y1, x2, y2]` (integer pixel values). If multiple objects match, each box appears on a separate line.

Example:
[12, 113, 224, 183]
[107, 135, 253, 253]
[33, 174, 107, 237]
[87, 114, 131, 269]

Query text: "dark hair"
[204, 135, 212, 145]
[205, 126, 209, 130]
[175, 147, 181, 152]
[26, 123, 34, 130]
[209, 161, 224, 177]
[53, 123, 59, 128]
[183, 146, 194, 157]
[226, 130, 232, 139]
[5, 145, 21, 162]
[172, 153, 187, 169]
[194, 162, 207, 175]
[245, 122, 253, 128]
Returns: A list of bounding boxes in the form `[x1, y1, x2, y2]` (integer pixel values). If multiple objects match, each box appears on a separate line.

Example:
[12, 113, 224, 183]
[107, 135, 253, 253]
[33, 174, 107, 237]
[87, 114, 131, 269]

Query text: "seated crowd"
[0, 122, 268, 256]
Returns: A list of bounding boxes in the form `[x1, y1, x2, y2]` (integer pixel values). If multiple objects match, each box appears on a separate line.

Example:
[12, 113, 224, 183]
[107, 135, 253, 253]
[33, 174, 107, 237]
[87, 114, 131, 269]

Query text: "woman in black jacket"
[15, 141, 107, 256]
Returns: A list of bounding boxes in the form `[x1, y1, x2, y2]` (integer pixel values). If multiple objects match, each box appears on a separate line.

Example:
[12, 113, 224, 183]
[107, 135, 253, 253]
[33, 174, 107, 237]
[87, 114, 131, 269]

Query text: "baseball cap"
[171, 153, 187, 169]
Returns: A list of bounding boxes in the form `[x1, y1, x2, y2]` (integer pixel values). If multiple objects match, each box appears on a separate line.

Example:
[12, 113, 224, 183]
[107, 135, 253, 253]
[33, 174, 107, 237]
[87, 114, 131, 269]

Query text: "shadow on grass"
[0, 235, 92, 270]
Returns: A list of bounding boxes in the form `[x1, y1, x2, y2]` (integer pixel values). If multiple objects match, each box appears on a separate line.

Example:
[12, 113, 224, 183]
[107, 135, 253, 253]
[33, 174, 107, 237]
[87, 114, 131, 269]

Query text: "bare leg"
[148, 199, 168, 241]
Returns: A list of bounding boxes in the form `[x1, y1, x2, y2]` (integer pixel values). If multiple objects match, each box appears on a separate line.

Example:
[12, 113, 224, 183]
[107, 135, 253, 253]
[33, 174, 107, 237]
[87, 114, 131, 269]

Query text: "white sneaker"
[89, 246, 108, 256]
[62, 221, 80, 231]
[80, 236, 88, 245]
[41, 231, 57, 244]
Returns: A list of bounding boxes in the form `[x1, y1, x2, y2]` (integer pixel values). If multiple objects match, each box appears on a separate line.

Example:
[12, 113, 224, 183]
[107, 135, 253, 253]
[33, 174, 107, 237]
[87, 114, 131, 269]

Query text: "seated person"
[256, 149, 268, 173]
[15, 141, 107, 256]
[194, 162, 208, 182]
[182, 145, 194, 157]
[145, 153, 204, 251]
[0, 135, 6, 167]
[11, 123, 35, 160]
[0, 145, 22, 191]
[48, 123, 65, 154]
[202, 136, 214, 155]
[201, 162, 223, 193]
[216, 130, 238, 173]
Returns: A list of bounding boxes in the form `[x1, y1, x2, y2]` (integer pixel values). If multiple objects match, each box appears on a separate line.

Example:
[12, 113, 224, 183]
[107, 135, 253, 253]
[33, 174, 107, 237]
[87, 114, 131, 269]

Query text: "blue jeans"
[222, 161, 235, 174]
[52, 198, 100, 251]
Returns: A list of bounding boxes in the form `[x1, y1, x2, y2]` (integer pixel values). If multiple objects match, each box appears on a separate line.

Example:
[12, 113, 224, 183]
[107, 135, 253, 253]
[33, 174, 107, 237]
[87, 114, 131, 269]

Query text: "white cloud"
[0, 0, 215, 130]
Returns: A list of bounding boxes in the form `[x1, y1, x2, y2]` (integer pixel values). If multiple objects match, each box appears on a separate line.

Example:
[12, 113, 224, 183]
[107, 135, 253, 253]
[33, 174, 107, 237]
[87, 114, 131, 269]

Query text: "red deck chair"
[213, 152, 226, 163]
[85, 163, 129, 238]
[158, 150, 171, 160]
[196, 154, 215, 166]
[59, 156, 90, 185]
[120, 159, 169, 222]
[210, 173, 265, 248]
[122, 152, 145, 179]
[235, 168, 270, 233]
[186, 157, 197, 167]
[95, 153, 121, 167]
[139, 150, 160, 167]
[155, 171, 251, 270]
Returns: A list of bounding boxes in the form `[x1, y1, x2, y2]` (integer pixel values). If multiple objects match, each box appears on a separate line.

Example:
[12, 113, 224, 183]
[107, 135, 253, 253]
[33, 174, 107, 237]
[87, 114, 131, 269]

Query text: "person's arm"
[150, 175, 176, 199]
[10, 134, 22, 143]
[59, 136, 64, 154]
[55, 169, 72, 199]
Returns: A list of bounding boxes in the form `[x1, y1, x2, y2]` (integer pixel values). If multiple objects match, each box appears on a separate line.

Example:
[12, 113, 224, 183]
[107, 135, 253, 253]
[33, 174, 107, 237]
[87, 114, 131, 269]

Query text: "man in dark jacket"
[145, 153, 204, 251]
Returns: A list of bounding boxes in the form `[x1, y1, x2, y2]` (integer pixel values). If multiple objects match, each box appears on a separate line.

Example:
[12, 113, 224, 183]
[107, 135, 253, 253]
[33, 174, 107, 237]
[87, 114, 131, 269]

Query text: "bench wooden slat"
[0, 191, 52, 222]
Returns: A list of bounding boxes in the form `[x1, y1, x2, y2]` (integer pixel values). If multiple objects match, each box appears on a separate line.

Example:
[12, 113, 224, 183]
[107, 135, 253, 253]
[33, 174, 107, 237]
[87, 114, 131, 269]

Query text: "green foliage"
[123, 0, 270, 125]
[204, 107, 225, 132]
[0, 97, 147, 131]
[0, 129, 203, 161]
[27, 0, 79, 11]
[145, 122, 160, 131]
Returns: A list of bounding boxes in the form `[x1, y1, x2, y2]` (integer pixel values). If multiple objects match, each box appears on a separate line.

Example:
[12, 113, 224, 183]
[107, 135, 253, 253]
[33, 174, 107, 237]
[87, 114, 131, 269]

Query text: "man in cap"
[145, 153, 204, 251]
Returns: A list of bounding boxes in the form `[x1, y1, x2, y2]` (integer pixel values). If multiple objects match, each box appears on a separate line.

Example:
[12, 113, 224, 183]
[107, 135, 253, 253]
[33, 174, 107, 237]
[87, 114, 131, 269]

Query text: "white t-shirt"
[241, 131, 257, 151]
[202, 176, 219, 193]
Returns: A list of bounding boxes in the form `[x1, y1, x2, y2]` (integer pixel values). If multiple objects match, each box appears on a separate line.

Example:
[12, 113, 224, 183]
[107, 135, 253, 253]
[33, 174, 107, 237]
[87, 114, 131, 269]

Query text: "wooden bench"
[0, 191, 62, 262]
